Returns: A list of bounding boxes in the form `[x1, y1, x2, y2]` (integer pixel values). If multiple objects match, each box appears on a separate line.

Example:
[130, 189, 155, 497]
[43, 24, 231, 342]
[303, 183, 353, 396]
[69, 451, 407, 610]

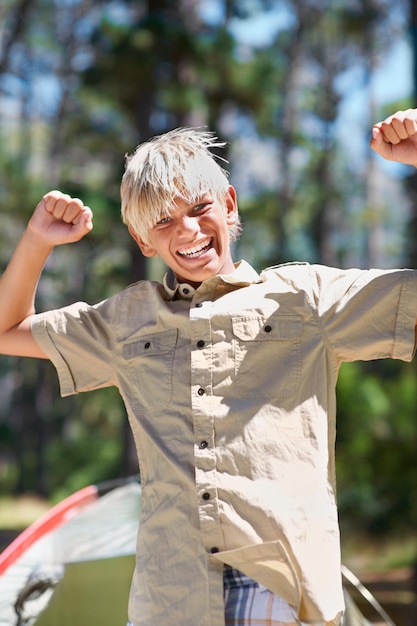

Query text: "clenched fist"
[27, 190, 93, 247]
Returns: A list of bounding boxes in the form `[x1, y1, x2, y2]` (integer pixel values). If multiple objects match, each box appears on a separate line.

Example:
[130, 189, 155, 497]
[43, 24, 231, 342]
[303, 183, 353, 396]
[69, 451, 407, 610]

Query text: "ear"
[128, 226, 158, 258]
[225, 185, 238, 226]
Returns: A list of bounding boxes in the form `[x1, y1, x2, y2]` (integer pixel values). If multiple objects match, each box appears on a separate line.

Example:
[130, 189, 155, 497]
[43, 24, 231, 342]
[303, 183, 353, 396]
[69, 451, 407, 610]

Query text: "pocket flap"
[122, 329, 178, 358]
[232, 315, 303, 341]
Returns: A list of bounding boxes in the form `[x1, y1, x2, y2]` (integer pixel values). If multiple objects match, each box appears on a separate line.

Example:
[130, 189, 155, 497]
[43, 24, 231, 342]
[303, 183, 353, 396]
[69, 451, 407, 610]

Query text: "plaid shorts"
[223, 566, 298, 625]
[127, 566, 300, 626]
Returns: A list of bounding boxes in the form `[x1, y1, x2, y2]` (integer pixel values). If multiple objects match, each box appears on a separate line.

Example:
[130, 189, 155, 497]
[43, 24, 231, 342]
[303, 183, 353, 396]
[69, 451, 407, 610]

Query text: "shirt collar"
[163, 270, 196, 300]
[162, 260, 261, 301]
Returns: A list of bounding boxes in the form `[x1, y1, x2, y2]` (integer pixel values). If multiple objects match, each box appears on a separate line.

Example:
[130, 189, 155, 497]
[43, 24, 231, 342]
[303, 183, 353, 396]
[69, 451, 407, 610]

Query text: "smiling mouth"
[177, 239, 213, 259]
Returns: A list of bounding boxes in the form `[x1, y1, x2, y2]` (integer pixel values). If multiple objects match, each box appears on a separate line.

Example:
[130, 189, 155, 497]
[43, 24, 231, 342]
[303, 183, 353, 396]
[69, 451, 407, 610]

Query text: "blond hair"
[121, 127, 241, 244]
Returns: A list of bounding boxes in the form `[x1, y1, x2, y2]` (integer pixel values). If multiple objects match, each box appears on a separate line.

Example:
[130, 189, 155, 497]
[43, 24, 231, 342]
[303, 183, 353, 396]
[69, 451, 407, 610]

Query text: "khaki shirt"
[31, 261, 417, 626]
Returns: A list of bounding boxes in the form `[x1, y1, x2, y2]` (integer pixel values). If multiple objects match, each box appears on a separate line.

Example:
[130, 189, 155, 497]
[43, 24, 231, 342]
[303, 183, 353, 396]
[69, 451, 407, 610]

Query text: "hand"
[27, 190, 93, 247]
[370, 109, 417, 167]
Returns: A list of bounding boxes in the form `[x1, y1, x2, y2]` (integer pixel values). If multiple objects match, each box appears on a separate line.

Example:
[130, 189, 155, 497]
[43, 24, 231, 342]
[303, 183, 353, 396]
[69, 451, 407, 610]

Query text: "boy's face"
[129, 185, 238, 287]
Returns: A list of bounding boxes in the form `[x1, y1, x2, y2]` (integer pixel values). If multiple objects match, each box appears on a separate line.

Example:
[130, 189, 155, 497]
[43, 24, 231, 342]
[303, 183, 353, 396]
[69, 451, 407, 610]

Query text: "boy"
[0, 110, 417, 626]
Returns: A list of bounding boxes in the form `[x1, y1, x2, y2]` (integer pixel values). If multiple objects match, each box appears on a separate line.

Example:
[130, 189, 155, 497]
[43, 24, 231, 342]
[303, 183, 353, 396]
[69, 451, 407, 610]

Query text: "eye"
[193, 202, 210, 213]
[156, 215, 172, 225]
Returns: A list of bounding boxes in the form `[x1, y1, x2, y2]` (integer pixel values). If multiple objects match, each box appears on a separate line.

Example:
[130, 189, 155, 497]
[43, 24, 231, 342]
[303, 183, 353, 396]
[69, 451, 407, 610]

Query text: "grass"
[0, 494, 50, 529]
[342, 532, 417, 572]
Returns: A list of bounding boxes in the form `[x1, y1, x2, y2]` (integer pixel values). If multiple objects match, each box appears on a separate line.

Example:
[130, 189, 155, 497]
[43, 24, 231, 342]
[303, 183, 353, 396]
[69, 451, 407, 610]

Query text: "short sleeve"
[31, 299, 117, 397]
[307, 265, 417, 363]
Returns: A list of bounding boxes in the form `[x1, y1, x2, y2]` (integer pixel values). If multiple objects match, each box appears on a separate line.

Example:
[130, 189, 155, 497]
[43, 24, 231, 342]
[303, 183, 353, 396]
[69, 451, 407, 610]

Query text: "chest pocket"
[122, 329, 178, 412]
[232, 314, 302, 399]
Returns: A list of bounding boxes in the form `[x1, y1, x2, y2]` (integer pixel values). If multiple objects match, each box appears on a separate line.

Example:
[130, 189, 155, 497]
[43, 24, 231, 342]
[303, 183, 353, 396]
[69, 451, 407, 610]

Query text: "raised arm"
[370, 108, 417, 346]
[0, 190, 93, 358]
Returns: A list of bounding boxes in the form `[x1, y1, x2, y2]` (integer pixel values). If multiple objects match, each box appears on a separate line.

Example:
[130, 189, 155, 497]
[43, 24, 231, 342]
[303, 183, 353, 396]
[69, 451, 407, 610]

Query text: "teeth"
[179, 239, 211, 258]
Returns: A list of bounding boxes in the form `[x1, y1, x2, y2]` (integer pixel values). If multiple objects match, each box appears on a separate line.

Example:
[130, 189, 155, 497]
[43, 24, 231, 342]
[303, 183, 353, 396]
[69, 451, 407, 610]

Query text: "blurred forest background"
[0, 0, 417, 560]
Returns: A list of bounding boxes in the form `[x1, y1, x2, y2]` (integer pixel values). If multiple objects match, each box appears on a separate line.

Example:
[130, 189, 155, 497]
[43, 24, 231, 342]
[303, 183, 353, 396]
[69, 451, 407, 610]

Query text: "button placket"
[190, 309, 212, 402]
[190, 306, 223, 553]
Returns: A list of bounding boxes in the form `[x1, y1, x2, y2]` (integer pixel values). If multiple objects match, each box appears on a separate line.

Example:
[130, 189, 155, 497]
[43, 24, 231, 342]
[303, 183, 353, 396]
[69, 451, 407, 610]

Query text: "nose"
[178, 215, 199, 235]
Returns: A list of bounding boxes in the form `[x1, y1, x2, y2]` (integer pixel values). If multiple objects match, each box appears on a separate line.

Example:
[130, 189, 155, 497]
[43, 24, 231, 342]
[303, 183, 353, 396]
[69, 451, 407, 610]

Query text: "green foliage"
[46, 388, 127, 502]
[336, 360, 417, 536]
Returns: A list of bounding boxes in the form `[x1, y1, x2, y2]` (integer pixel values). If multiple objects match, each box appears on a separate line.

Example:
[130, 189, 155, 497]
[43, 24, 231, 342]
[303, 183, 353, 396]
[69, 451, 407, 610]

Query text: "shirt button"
[196, 302, 203, 308]
[264, 325, 272, 333]
[197, 388, 205, 396]
[211, 547, 219, 554]
[199, 440, 208, 449]
[197, 340, 205, 348]
[202, 492, 211, 500]
[144, 341, 151, 349]
[183, 288, 190, 294]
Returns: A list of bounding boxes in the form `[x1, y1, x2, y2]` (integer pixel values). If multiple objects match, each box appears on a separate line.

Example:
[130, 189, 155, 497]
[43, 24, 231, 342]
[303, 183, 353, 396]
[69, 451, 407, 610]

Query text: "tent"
[0, 477, 140, 626]
[0, 477, 395, 626]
